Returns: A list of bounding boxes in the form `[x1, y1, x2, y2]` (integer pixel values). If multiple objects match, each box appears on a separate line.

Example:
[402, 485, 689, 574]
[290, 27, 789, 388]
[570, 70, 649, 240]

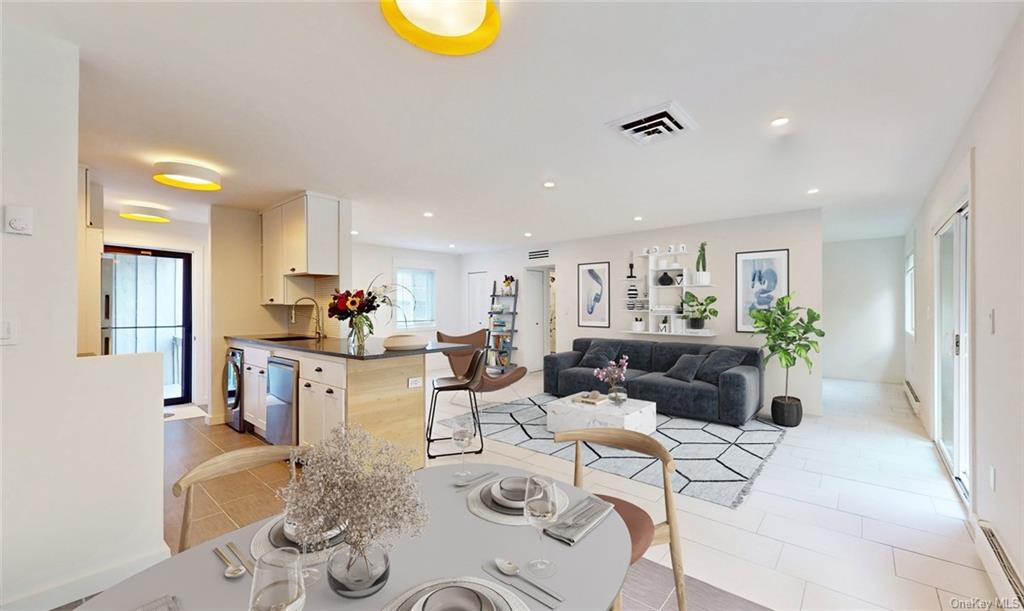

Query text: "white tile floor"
[426, 372, 993, 610]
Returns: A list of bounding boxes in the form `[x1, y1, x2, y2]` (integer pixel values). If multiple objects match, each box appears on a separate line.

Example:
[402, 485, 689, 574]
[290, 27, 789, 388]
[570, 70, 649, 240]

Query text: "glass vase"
[348, 315, 370, 351]
[608, 385, 627, 405]
[327, 542, 390, 599]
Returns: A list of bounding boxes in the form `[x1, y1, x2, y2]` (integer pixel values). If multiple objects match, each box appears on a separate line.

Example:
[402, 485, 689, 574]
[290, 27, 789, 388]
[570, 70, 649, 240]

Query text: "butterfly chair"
[553, 428, 686, 611]
[172, 444, 301, 552]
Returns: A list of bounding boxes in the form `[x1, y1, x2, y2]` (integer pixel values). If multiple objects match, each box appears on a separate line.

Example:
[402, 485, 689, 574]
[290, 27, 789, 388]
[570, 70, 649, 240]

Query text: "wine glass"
[524, 475, 559, 578]
[451, 420, 476, 483]
[249, 547, 306, 611]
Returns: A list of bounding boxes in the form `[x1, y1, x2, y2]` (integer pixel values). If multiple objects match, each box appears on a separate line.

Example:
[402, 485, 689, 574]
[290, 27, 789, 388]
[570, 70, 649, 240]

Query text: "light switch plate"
[4, 206, 33, 235]
[408, 377, 423, 389]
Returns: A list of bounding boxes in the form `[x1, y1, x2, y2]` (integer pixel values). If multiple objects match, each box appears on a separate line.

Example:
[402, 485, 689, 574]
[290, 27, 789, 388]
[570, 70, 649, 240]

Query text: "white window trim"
[394, 265, 438, 331]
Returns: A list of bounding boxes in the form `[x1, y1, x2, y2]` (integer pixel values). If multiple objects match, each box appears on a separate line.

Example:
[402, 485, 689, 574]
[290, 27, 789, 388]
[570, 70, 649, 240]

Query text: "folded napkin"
[544, 496, 614, 545]
[134, 595, 180, 611]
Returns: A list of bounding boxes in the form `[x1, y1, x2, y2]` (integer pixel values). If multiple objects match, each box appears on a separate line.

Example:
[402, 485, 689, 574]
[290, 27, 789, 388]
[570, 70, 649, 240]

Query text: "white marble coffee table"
[546, 392, 658, 434]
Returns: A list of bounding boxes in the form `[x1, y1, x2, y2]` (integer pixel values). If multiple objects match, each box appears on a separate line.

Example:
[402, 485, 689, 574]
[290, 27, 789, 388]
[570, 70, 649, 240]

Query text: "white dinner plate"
[412, 585, 496, 611]
[489, 482, 524, 510]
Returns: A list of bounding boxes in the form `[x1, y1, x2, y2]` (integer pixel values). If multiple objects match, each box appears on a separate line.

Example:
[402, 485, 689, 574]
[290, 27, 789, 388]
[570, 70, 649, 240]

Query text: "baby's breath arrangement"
[280, 426, 428, 556]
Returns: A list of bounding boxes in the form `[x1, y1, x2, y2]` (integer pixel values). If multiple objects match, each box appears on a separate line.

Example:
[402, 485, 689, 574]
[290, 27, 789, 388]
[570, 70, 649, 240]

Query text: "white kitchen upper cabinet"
[261, 205, 284, 305]
[281, 193, 339, 276]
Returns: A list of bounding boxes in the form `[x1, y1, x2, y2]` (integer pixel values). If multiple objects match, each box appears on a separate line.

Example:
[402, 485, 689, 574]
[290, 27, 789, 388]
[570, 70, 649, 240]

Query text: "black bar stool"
[426, 349, 486, 459]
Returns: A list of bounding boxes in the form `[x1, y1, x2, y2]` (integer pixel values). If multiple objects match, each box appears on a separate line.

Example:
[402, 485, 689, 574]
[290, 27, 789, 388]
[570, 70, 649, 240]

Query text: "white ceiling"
[7, 2, 1020, 251]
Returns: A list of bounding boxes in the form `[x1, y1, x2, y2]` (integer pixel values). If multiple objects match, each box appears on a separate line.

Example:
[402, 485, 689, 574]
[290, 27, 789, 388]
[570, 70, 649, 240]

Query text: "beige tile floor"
[166, 372, 992, 610]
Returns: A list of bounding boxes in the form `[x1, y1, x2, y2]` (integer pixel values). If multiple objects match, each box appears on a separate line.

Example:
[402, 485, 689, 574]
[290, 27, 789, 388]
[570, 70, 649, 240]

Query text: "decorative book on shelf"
[485, 278, 519, 373]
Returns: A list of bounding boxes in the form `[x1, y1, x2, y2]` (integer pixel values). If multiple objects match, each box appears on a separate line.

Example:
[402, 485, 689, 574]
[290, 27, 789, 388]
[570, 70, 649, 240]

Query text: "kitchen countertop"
[225, 334, 472, 360]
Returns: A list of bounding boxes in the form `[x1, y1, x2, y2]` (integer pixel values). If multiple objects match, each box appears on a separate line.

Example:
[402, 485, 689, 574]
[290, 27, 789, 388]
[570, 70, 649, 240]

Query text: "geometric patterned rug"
[439, 393, 785, 508]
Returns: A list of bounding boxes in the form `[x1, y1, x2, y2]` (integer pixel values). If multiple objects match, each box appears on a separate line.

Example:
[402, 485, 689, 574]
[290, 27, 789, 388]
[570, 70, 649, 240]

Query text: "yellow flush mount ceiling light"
[152, 161, 222, 191]
[120, 205, 171, 224]
[381, 0, 500, 56]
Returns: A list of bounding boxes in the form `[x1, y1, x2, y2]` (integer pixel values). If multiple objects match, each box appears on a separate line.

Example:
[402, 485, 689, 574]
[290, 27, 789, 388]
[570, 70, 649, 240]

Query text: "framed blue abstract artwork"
[578, 261, 610, 328]
[735, 249, 790, 332]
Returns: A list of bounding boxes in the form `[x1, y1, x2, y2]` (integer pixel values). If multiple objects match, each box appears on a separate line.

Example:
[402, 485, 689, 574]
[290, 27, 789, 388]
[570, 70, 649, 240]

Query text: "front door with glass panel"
[935, 206, 970, 497]
[102, 246, 192, 405]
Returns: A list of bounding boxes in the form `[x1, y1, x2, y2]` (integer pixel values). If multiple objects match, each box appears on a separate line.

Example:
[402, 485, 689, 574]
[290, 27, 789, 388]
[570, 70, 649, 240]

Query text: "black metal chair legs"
[426, 387, 485, 459]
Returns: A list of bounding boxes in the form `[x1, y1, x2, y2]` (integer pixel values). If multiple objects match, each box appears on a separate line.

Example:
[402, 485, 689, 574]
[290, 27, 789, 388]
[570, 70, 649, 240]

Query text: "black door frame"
[104, 245, 193, 406]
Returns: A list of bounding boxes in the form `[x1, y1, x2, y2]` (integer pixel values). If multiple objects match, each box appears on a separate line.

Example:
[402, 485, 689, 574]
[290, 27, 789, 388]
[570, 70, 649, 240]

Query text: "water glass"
[524, 475, 559, 578]
[451, 421, 476, 483]
[249, 547, 306, 611]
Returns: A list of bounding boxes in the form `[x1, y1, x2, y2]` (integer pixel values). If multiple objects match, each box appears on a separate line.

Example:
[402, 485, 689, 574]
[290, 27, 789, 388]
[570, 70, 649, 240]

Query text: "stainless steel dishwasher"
[265, 356, 298, 445]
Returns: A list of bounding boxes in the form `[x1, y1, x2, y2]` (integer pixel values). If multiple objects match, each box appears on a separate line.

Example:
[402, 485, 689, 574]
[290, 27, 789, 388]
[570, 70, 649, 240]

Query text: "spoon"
[493, 558, 564, 601]
[214, 547, 246, 579]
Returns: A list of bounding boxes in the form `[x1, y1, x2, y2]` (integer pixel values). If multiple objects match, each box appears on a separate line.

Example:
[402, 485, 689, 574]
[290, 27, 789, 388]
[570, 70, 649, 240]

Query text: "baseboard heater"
[979, 521, 1024, 604]
[903, 380, 921, 414]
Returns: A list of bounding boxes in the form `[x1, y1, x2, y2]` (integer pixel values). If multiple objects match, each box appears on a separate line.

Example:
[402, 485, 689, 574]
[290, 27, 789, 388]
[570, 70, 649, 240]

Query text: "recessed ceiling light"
[119, 205, 170, 224]
[152, 161, 222, 191]
[807, 188, 820, 195]
[770, 117, 790, 128]
[423, 212, 434, 217]
[524, 232, 532, 238]
[633, 216, 643, 222]
[448, 244, 456, 248]
[543, 181, 556, 189]
[351, 230, 359, 235]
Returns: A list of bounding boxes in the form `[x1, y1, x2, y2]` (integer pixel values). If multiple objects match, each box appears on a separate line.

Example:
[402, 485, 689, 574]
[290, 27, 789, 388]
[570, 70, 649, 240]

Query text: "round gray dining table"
[81, 464, 631, 610]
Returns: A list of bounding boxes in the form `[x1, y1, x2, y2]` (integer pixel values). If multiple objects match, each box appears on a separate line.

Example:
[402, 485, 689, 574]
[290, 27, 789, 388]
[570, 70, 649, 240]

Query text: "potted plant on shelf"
[693, 241, 710, 285]
[683, 291, 718, 330]
[750, 294, 825, 427]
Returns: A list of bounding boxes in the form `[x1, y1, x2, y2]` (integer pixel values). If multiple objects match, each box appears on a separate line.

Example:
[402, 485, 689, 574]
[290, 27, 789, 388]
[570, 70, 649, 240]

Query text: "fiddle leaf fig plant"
[683, 291, 719, 320]
[750, 294, 824, 401]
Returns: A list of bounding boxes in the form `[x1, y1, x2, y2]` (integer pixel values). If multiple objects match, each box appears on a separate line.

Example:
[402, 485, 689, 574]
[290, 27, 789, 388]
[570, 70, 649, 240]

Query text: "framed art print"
[578, 261, 610, 328]
[735, 249, 790, 332]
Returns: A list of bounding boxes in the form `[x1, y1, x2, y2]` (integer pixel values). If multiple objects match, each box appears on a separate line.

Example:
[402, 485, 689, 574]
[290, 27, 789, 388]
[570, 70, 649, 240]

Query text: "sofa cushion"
[695, 348, 747, 385]
[579, 339, 621, 368]
[651, 342, 704, 372]
[618, 341, 653, 372]
[665, 354, 707, 383]
[559, 366, 647, 396]
[627, 373, 719, 422]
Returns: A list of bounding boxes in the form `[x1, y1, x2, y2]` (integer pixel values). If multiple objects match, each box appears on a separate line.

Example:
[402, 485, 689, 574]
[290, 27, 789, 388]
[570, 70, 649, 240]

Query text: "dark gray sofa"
[543, 338, 764, 426]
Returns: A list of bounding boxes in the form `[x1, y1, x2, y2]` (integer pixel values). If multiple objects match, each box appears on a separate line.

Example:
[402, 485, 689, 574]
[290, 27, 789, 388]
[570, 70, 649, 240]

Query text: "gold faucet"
[291, 297, 324, 340]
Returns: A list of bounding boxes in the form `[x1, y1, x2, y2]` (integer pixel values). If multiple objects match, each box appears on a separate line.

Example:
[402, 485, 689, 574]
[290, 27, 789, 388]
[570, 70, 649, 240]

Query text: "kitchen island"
[226, 335, 470, 469]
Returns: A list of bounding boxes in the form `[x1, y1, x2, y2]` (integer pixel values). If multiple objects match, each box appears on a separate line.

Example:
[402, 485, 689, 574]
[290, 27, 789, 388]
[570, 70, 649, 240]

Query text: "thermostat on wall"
[4, 206, 33, 235]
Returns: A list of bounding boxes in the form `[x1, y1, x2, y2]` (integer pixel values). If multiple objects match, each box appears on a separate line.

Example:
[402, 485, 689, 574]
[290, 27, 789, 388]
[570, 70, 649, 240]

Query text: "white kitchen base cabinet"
[298, 380, 345, 446]
[243, 363, 267, 430]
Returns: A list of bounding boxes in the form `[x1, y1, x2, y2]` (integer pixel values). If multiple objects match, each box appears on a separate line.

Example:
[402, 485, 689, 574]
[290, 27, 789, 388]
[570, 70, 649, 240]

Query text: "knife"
[226, 542, 255, 575]
[481, 565, 558, 609]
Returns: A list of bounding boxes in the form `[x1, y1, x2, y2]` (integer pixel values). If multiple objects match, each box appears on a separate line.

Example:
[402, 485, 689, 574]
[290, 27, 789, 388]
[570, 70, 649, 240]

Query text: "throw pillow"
[665, 354, 707, 383]
[579, 340, 620, 369]
[695, 348, 746, 385]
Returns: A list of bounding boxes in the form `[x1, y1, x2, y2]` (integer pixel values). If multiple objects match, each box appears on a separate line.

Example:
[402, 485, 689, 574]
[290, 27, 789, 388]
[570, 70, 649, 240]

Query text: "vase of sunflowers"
[328, 280, 394, 352]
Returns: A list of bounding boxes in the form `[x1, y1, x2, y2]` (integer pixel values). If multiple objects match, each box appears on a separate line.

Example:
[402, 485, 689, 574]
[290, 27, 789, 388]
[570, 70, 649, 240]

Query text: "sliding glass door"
[102, 246, 192, 405]
[935, 206, 970, 497]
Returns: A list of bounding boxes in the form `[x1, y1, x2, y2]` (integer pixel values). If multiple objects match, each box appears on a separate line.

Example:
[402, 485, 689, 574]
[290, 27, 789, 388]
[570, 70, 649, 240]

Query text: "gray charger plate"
[478, 484, 525, 516]
[393, 580, 511, 611]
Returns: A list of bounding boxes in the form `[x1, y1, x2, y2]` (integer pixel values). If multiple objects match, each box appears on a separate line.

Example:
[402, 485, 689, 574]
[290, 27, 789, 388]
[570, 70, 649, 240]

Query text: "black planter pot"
[688, 318, 705, 330]
[771, 396, 803, 427]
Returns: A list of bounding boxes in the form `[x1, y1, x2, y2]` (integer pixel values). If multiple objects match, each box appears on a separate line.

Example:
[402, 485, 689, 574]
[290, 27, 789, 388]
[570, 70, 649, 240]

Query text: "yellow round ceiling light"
[152, 161, 222, 191]
[381, 0, 500, 56]
[120, 205, 171, 223]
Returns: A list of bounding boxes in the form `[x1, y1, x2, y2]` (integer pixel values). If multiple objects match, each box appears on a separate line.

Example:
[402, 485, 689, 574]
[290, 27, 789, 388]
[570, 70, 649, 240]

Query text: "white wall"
[104, 211, 212, 408]
[1, 26, 167, 609]
[460, 209, 825, 414]
[208, 206, 289, 424]
[905, 13, 1024, 587]
[822, 237, 905, 383]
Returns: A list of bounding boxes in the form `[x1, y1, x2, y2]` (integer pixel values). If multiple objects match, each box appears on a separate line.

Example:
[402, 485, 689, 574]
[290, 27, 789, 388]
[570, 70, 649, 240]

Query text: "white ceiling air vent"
[609, 101, 697, 145]
[528, 249, 550, 260]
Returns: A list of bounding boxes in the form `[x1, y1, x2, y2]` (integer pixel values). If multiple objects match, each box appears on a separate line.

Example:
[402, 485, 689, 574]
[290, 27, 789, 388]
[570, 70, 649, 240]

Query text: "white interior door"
[520, 269, 546, 372]
[934, 205, 971, 497]
[466, 272, 490, 333]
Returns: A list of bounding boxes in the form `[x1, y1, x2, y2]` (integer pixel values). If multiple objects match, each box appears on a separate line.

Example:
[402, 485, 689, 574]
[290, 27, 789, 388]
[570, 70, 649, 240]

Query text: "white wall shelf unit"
[627, 246, 720, 338]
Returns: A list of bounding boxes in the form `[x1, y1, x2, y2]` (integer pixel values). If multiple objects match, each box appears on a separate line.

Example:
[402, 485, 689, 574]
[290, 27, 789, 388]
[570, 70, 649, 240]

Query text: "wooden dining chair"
[172, 445, 301, 552]
[553, 428, 686, 611]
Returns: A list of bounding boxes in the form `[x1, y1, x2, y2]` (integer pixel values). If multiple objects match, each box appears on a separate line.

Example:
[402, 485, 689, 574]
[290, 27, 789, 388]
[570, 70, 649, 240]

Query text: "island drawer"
[299, 356, 346, 388]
